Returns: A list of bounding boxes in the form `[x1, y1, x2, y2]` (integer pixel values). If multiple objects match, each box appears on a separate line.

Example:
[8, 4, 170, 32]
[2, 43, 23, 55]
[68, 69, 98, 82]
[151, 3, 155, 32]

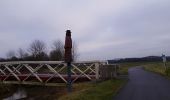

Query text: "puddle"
[3, 88, 27, 100]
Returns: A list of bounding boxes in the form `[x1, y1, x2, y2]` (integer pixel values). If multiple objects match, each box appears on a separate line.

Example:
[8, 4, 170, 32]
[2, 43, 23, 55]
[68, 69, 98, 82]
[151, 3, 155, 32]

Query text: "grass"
[57, 61, 170, 100]
[119, 62, 153, 75]
[0, 79, 126, 100]
[143, 62, 170, 77]
[58, 61, 164, 100]
[58, 79, 126, 100]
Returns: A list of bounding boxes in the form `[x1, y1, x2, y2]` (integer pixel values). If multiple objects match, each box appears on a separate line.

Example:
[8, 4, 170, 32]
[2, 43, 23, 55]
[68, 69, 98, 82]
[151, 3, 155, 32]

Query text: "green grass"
[143, 62, 170, 77]
[58, 61, 170, 100]
[58, 79, 126, 100]
[119, 62, 153, 75]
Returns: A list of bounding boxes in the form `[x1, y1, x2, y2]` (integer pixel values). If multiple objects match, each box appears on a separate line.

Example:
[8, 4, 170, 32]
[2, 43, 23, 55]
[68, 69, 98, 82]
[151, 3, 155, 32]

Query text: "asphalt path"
[114, 66, 170, 100]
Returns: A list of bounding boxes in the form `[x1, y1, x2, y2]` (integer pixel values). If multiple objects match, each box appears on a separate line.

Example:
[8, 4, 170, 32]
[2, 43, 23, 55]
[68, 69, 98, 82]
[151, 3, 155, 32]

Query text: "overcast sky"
[0, 0, 170, 61]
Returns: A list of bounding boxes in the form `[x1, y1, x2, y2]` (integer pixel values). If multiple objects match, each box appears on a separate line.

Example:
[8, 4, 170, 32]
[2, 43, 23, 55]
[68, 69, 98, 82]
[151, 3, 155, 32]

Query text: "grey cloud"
[0, 0, 170, 60]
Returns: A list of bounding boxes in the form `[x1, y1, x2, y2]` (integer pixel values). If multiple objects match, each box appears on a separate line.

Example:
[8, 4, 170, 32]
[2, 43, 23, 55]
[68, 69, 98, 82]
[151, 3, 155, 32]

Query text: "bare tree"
[6, 50, 18, 61]
[29, 40, 47, 60]
[49, 40, 64, 61]
[72, 41, 79, 61]
[6, 50, 16, 59]
[49, 40, 79, 61]
[17, 48, 29, 60]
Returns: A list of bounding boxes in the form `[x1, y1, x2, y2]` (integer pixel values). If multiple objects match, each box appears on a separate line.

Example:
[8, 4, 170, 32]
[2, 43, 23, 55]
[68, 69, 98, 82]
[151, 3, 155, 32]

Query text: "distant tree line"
[108, 56, 170, 64]
[0, 40, 79, 62]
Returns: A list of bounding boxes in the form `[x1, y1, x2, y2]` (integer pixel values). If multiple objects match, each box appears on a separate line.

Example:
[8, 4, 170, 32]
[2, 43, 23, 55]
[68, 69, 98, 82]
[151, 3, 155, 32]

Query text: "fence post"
[113, 65, 117, 78]
[95, 63, 100, 80]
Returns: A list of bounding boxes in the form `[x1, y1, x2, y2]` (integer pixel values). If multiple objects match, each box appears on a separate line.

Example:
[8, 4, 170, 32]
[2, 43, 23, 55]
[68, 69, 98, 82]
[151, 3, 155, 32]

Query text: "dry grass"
[119, 62, 153, 74]
[58, 79, 126, 100]
[143, 62, 170, 77]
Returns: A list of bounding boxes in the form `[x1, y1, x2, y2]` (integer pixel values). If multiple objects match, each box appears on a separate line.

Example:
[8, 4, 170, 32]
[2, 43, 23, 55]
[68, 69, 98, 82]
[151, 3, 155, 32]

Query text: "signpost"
[162, 54, 167, 75]
[64, 30, 72, 92]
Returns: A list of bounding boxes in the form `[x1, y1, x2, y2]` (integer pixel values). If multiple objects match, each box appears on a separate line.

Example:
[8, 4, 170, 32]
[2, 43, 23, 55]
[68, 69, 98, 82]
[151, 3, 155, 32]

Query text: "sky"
[0, 0, 170, 61]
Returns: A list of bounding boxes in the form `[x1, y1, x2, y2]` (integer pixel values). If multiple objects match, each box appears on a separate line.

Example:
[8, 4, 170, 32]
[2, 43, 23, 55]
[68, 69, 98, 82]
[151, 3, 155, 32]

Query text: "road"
[114, 66, 170, 100]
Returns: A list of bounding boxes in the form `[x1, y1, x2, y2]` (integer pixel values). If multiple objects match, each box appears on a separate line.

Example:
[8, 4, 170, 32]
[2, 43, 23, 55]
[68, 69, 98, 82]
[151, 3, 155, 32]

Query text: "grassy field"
[58, 61, 170, 100]
[143, 62, 170, 77]
[119, 62, 153, 75]
[58, 79, 126, 100]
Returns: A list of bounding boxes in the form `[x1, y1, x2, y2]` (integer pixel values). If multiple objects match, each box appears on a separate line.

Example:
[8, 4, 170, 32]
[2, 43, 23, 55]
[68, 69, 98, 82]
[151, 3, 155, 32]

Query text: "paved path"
[114, 66, 170, 100]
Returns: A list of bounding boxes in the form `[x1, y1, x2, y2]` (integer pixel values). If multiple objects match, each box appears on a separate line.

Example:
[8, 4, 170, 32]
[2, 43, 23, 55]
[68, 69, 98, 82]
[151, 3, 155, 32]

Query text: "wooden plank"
[72, 64, 94, 83]
[4, 65, 21, 81]
[0, 61, 64, 65]
[24, 64, 43, 82]
[0, 61, 108, 65]
[0, 81, 66, 86]
[95, 63, 100, 80]
[46, 64, 67, 83]
[71, 64, 92, 81]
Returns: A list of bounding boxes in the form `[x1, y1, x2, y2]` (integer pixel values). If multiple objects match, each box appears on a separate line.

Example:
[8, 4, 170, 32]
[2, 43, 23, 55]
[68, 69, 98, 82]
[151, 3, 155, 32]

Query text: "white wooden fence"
[0, 61, 118, 86]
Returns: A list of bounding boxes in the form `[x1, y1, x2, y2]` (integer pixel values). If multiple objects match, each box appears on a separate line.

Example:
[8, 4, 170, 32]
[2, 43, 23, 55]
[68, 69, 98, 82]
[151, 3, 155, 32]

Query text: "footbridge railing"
[0, 61, 119, 86]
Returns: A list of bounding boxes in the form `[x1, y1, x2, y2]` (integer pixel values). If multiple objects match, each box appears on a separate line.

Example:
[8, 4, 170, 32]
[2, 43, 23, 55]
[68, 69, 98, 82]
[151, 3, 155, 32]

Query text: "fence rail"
[0, 61, 118, 86]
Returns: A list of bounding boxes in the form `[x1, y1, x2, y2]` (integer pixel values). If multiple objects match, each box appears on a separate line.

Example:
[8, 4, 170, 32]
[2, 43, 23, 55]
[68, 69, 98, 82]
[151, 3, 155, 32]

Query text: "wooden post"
[113, 65, 117, 78]
[164, 62, 167, 75]
[67, 62, 72, 92]
[64, 30, 72, 92]
[95, 63, 100, 80]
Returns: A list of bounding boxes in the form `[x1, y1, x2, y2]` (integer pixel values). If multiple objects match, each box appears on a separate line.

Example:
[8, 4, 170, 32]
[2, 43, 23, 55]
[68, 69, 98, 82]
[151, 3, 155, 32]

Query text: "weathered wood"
[0, 61, 98, 85]
[0, 81, 66, 86]
[0, 61, 64, 64]
[0, 60, 107, 64]
[95, 63, 100, 80]
[99, 64, 119, 80]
